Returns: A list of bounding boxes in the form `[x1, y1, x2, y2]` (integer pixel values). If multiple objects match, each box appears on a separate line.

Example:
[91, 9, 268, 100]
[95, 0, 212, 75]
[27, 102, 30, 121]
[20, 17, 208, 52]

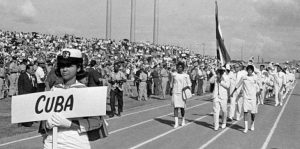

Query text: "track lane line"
[0, 95, 211, 147]
[110, 102, 210, 134]
[107, 94, 211, 121]
[129, 112, 213, 149]
[260, 85, 296, 149]
[199, 85, 295, 149]
[0, 135, 40, 147]
[198, 117, 243, 149]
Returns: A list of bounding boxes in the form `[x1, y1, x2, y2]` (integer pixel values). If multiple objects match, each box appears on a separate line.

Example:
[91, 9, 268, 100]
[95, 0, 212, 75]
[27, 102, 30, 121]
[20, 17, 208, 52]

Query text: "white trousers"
[274, 85, 283, 105]
[236, 95, 244, 119]
[213, 98, 227, 128]
[228, 93, 237, 119]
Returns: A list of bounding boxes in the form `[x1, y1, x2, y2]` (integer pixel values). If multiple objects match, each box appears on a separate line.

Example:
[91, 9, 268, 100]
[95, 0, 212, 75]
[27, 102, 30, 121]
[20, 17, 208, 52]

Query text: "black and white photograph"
[0, 0, 299, 148]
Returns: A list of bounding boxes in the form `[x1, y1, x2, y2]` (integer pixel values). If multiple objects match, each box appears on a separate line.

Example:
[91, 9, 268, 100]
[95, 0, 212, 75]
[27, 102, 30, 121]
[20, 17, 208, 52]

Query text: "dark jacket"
[87, 67, 102, 87]
[18, 72, 37, 95]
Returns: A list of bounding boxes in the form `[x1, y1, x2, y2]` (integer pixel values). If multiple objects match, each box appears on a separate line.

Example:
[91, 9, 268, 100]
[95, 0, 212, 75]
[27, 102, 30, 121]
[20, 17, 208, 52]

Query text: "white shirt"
[35, 66, 45, 84]
[197, 69, 204, 79]
[172, 72, 191, 94]
[275, 71, 286, 87]
[236, 75, 259, 100]
[235, 70, 247, 95]
[287, 72, 295, 83]
[228, 71, 237, 93]
[44, 81, 92, 149]
[213, 74, 230, 101]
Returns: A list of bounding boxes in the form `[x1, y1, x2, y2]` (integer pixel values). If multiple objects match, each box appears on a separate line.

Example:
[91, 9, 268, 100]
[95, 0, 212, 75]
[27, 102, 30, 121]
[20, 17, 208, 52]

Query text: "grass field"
[0, 98, 39, 139]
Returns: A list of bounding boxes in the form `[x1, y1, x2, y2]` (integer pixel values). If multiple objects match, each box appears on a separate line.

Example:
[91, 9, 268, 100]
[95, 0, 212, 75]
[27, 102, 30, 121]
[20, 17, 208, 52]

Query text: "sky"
[0, 0, 299, 62]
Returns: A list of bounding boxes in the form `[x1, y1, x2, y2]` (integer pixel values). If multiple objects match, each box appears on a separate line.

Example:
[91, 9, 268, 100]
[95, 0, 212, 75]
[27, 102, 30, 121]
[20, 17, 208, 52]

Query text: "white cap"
[61, 49, 82, 59]
[57, 49, 83, 66]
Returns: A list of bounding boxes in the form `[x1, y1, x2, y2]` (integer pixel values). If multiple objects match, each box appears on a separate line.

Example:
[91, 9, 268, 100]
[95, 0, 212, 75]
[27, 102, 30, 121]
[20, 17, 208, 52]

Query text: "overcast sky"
[0, 0, 299, 62]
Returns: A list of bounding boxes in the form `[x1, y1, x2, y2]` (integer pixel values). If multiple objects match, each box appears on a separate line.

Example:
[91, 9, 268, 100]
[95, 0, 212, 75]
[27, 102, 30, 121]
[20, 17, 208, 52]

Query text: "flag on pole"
[215, 0, 231, 66]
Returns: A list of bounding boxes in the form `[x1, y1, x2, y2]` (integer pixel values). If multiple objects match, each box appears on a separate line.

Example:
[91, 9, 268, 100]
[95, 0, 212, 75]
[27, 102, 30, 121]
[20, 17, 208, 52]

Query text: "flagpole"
[216, 40, 219, 67]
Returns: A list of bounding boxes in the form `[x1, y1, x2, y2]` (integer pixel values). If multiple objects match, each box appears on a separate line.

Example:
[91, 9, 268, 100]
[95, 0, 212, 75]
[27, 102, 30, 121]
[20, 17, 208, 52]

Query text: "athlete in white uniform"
[266, 66, 276, 98]
[257, 65, 267, 105]
[212, 67, 230, 130]
[231, 65, 260, 133]
[273, 64, 286, 106]
[227, 64, 237, 121]
[285, 67, 295, 92]
[234, 63, 247, 120]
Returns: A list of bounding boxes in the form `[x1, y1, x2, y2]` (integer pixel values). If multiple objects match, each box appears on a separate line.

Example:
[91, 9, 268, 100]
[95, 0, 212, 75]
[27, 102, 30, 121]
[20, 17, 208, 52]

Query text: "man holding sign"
[13, 49, 108, 149]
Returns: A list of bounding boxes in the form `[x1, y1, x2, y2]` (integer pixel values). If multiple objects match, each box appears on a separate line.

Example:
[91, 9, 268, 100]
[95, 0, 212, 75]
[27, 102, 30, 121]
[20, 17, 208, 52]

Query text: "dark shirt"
[135, 69, 142, 81]
[151, 70, 159, 78]
[87, 67, 102, 87]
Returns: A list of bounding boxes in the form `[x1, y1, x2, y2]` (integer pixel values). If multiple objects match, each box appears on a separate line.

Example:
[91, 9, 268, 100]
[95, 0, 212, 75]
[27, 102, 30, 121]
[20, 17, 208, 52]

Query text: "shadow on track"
[229, 124, 244, 132]
[194, 121, 214, 130]
[192, 113, 213, 117]
[263, 98, 276, 106]
[154, 118, 174, 127]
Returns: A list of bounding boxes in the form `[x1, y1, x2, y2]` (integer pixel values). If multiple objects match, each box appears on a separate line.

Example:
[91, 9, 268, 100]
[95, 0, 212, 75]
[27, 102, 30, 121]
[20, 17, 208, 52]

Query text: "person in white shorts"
[231, 65, 260, 133]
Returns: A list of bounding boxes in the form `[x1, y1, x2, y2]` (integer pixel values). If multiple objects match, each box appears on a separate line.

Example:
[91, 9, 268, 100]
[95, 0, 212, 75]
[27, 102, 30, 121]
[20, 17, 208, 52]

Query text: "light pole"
[241, 45, 243, 61]
[153, 0, 159, 44]
[130, 0, 136, 42]
[106, 0, 112, 40]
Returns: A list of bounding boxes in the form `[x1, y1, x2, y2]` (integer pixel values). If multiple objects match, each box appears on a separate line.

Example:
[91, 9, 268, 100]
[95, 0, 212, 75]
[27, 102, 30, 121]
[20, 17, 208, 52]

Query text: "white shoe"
[279, 102, 283, 106]
[221, 123, 226, 129]
[174, 117, 179, 128]
[250, 124, 255, 131]
[275, 103, 279, 107]
[243, 121, 248, 133]
[181, 118, 185, 126]
[214, 125, 219, 131]
[174, 123, 179, 128]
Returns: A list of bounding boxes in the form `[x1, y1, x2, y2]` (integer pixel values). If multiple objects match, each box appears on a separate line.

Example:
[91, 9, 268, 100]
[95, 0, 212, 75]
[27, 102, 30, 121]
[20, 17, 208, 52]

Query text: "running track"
[1, 82, 299, 149]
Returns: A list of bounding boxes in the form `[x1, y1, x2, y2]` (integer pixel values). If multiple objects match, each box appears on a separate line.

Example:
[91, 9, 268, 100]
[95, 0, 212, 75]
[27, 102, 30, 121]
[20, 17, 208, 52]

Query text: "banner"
[12, 87, 107, 123]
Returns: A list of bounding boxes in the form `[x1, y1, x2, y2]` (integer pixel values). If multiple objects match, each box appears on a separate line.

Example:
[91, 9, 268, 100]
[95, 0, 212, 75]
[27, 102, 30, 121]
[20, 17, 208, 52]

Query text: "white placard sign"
[11, 86, 107, 123]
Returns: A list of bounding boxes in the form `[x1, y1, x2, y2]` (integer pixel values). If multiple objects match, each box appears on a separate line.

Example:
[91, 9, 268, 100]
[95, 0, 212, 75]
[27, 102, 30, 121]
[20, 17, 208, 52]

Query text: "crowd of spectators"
[0, 29, 218, 99]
